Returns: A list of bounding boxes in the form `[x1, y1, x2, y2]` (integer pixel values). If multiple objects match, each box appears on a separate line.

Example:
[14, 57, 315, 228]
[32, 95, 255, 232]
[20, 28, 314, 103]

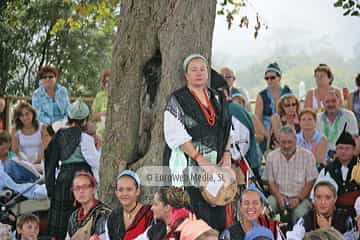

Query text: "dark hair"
[156, 186, 191, 209]
[0, 131, 11, 145]
[355, 73, 360, 87]
[38, 64, 58, 79]
[16, 214, 39, 228]
[299, 108, 317, 122]
[45, 124, 55, 137]
[101, 69, 111, 87]
[67, 117, 88, 131]
[314, 63, 334, 85]
[13, 102, 39, 130]
[196, 229, 219, 239]
[265, 62, 282, 77]
[313, 181, 337, 198]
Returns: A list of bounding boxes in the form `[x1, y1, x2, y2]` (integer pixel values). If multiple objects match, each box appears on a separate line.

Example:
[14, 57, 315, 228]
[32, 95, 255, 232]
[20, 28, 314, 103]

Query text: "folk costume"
[163, 64, 231, 232]
[66, 200, 111, 240]
[323, 129, 360, 216]
[45, 100, 100, 239]
[105, 205, 153, 240]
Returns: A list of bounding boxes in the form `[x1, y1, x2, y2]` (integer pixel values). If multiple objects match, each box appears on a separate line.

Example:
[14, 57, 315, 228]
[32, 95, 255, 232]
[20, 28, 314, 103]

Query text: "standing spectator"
[255, 62, 291, 153]
[0, 97, 5, 131]
[163, 54, 231, 232]
[32, 64, 70, 124]
[347, 73, 360, 133]
[297, 109, 328, 166]
[11, 102, 42, 164]
[316, 89, 358, 159]
[92, 69, 110, 139]
[45, 99, 100, 240]
[304, 64, 343, 113]
[65, 171, 111, 240]
[263, 125, 318, 225]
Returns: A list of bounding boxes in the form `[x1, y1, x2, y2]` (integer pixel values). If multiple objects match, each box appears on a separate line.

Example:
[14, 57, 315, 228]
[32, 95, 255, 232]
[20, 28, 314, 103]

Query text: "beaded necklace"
[190, 89, 216, 126]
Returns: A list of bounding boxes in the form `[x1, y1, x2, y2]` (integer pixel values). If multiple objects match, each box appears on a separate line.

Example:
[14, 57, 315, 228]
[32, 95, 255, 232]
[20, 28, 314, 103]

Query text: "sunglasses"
[264, 76, 277, 81]
[284, 102, 297, 108]
[224, 74, 234, 79]
[42, 75, 55, 80]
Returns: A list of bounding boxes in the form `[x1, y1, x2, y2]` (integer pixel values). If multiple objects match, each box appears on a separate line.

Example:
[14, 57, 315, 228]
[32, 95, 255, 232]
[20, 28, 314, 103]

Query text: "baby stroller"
[0, 178, 50, 239]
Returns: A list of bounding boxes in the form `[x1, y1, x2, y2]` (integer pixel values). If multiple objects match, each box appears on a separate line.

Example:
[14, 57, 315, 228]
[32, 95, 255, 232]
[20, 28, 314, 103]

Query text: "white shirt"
[80, 132, 101, 183]
[230, 116, 250, 159]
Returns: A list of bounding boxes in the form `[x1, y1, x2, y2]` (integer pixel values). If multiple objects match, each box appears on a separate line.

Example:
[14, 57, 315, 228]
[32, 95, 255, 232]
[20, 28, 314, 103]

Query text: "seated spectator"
[320, 129, 360, 216]
[287, 174, 354, 239]
[11, 102, 42, 166]
[32, 64, 70, 124]
[92, 69, 110, 139]
[0, 96, 5, 131]
[270, 93, 301, 149]
[316, 89, 358, 160]
[220, 66, 237, 95]
[0, 132, 47, 200]
[66, 171, 111, 240]
[32, 124, 55, 174]
[105, 170, 153, 240]
[347, 72, 360, 132]
[263, 125, 318, 225]
[354, 197, 360, 239]
[255, 62, 291, 152]
[15, 214, 40, 240]
[304, 63, 344, 113]
[220, 184, 280, 240]
[297, 109, 327, 167]
[146, 186, 191, 240]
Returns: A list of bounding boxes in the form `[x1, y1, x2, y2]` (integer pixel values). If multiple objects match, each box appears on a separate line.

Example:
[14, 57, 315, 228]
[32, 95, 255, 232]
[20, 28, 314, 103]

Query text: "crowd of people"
[0, 57, 360, 240]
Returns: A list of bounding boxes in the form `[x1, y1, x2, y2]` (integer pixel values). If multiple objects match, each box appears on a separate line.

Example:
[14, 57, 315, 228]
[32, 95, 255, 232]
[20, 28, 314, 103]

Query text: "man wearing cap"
[316, 89, 358, 160]
[287, 173, 355, 240]
[263, 125, 318, 225]
[45, 99, 101, 240]
[322, 129, 360, 216]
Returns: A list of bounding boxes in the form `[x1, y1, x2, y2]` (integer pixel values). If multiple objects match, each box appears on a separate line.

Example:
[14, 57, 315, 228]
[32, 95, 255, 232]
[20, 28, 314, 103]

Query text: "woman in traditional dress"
[45, 99, 101, 239]
[163, 54, 231, 232]
[220, 185, 279, 240]
[66, 171, 111, 240]
[105, 170, 153, 240]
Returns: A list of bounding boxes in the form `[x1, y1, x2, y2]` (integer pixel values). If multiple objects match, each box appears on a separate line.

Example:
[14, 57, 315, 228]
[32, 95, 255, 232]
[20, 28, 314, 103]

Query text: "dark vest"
[259, 85, 291, 118]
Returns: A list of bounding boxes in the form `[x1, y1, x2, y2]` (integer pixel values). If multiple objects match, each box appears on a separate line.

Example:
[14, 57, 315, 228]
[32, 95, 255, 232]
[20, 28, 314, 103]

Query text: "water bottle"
[298, 81, 306, 101]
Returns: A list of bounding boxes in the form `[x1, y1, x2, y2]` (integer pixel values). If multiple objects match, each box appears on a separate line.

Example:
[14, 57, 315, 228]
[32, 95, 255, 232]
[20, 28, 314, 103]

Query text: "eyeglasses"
[265, 76, 277, 81]
[42, 75, 55, 80]
[72, 184, 93, 192]
[284, 102, 297, 108]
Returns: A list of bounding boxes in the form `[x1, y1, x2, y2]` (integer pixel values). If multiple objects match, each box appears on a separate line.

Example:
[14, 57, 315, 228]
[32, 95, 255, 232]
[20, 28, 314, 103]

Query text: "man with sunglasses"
[316, 89, 358, 160]
[32, 65, 70, 124]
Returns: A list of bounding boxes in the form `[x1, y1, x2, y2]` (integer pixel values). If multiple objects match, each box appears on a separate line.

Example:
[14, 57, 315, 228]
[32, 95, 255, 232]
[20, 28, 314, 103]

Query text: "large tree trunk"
[100, 0, 217, 206]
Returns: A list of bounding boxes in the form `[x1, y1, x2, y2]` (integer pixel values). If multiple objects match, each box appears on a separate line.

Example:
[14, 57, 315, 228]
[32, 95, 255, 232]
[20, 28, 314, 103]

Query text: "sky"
[212, 0, 360, 69]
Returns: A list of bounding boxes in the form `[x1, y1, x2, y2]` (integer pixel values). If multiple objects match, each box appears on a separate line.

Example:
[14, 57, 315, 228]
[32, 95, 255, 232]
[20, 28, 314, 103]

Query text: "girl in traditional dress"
[105, 170, 153, 240]
[66, 171, 111, 240]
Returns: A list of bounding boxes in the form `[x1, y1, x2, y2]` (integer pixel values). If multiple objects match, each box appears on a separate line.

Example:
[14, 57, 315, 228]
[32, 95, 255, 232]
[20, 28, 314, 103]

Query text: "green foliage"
[0, 0, 114, 97]
[334, 0, 360, 16]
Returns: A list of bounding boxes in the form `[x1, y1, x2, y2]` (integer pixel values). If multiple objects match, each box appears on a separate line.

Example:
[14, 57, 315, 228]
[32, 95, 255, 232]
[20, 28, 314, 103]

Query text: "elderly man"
[287, 174, 354, 240]
[316, 89, 358, 160]
[263, 125, 319, 225]
[220, 66, 237, 94]
[322, 129, 360, 216]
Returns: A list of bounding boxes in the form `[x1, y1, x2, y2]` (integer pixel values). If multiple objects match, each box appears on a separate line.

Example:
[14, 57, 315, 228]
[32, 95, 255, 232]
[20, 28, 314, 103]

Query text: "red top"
[124, 205, 154, 240]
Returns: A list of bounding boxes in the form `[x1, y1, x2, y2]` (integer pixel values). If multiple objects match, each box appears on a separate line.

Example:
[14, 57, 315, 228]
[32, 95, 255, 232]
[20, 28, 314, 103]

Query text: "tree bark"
[100, 0, 217, 206]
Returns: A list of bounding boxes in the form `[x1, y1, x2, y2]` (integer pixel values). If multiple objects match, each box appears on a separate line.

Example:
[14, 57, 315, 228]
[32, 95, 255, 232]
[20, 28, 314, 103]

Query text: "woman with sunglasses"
[105, 170, 153, 240]
[66, 171, 111, 240]
[270, 93, 301, 149]
[32, 65, 70, 124]
[304, 64, 343, 113]
[255, 63, 291, 152]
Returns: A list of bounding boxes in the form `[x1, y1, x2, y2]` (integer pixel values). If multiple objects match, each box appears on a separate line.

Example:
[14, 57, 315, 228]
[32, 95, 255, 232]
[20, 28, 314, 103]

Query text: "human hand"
[196, 155, 215, 173]
[89, 234, 101, 240]
[277, 194, 287, 209]
[219, 151, 231, 168]
[316, 213, 332, 229]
